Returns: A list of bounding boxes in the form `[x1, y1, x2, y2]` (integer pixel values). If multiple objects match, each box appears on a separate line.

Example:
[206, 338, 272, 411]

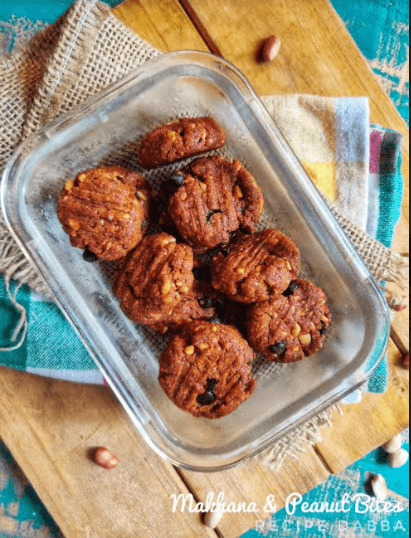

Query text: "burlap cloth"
[0, 0, 408, 470]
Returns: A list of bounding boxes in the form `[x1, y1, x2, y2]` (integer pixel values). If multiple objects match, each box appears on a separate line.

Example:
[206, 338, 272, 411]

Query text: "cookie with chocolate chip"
[159, 321, 256, 418]
[246, 279, 332, 363]
[131, 173, 152, 227]
[149, 280, 217, 335]
[167, 156, 264, 253]
[57, 166, 149, 261]
[139, 117, 226, 169]
[113, 233, 194, 325]
[211, 229, 300, 303]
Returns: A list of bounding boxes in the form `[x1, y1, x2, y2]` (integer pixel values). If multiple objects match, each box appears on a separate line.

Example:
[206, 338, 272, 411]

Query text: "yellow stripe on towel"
[303, 162, 337, 201]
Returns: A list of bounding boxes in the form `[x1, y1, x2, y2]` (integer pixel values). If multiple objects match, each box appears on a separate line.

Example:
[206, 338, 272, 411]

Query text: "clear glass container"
[1, 51, 389, 472]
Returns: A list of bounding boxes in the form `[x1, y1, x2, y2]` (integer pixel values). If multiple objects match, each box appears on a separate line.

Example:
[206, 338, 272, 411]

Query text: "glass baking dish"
[1, 51, 389, 472]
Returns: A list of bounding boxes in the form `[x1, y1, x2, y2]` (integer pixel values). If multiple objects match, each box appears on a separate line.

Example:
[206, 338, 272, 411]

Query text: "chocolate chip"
[169, 173, 185, 187]
[283, 281, 300, 297]
[116, 175, 125, 184]
[206, 378, 218, 391]
[239, 225, 252, 235]
[206, 209, 223, 223]
[83, 248, 98, 263]
[163, 173, 186, 197]
[197, 391, 217, 406]
[268, 339, 287, 355]
[319, 323, 328, 336]
[197, 297, 213, 309]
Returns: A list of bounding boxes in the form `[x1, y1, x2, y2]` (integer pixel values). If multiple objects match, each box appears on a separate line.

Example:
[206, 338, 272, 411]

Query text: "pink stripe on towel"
[370, 130, 383, 174]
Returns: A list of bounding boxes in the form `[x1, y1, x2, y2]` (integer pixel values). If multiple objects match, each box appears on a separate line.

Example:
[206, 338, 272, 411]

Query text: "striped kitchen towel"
[264, 96, 404, 395]
[368, 126, 404, 247]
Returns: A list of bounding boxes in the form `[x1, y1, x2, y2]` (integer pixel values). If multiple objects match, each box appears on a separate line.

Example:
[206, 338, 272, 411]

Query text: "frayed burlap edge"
[0, 0, 408, 471]
[327, 200, 409, 289]
[259, 404, 343, 471]
[0, 223, 53, 299]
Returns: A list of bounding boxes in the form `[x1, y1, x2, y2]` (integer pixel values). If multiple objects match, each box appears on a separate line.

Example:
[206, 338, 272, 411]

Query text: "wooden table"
[0, 1, 409, 537]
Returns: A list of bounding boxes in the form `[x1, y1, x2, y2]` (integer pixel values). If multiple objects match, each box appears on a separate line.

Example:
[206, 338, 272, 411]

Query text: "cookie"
[167, 156, 264, 252]
[246, 279, 332, 363]
[139, 117, 226, 169]
[113, 233, 194, 325]
[149, 280, 217, 335]
[159, 321, 256, 418]
[57, 166, 149, 261]
[211, 229, 300, 303]
[131, 171, 152, 228]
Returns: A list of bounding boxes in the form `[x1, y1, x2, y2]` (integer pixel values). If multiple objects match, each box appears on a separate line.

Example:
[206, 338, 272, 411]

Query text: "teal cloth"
[377, 131, 404, 249]
[0, 281, 96, 374]
[368, 351, 389, 394]
[367, 125, 404, 394]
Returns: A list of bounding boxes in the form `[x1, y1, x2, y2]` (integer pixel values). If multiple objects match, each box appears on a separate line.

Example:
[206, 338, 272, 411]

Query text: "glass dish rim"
[1, 50, 390, 472]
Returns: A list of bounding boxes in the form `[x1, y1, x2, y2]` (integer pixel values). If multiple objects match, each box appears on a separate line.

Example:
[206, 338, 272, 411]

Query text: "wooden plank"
[0, 367, 217, 538]
[391, 305, 410, 354]
[179, 0, 409, 160]
[113, 0, 207, 52]
[315, 340, 410, 473]
[182, 448, 329, 538]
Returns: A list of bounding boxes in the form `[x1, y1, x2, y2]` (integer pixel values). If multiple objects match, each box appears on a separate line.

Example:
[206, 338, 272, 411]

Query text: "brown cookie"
[139, 117, 226, 169]
[167, 156, 264, 252]
[246, 279, 332, 363]
[149, 280, 217, 335]
[131, 172, 152, 228]
[159, 321, 256, 419]
[57, 166, 149, 261]
[211, 229, 300, 303]
[113, 233, 194, 325]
